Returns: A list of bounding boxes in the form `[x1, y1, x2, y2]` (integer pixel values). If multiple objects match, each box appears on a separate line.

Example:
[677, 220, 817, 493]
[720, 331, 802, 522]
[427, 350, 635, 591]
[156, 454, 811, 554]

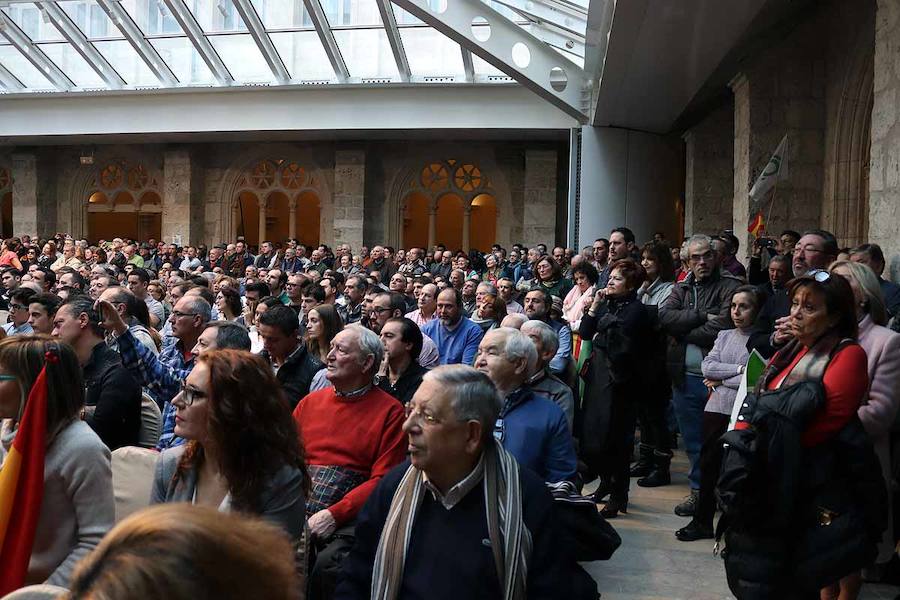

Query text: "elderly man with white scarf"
[334, 365, 574, 600]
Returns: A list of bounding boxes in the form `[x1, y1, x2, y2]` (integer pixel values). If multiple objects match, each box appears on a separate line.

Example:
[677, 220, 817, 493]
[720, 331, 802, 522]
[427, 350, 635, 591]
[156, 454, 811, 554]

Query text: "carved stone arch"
[386, 150, 513, 250]
[67, 147, 162, 238]
[216, 144, 332, 245]
[823, 19, 874, 248]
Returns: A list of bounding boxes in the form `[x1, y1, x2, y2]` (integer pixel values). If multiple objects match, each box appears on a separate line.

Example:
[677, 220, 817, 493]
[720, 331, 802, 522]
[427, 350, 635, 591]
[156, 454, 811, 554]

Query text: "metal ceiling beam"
[528, 21, 584, 57]
[39, 3, 126, 89]
[232, 0, 290, 83]
[492, 0, 587, 37]
[162, 0, 233, 85]
[0, 11, 73, 91]
[390, 0, 589, 121]
[97, 0, 178, 87]
[302, 0, 348, 82]
[461, 48, 474, 82]
[375, 0, 410, 82]
[0, 60, 25, 92]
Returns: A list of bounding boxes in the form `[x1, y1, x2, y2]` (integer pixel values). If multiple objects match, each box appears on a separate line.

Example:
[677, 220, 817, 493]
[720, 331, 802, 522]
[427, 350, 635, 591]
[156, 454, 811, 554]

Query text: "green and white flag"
[748, 135, 789, 204]
[728, 349, 768, 431]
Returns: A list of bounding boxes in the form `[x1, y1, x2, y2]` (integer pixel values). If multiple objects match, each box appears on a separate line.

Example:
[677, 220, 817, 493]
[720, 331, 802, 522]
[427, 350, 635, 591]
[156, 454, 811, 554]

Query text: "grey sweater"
[1, 419, 115, 587]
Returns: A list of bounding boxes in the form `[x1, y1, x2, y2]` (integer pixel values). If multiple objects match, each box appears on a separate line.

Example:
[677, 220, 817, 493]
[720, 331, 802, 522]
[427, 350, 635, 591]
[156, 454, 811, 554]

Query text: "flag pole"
[763, 135, 787, 236]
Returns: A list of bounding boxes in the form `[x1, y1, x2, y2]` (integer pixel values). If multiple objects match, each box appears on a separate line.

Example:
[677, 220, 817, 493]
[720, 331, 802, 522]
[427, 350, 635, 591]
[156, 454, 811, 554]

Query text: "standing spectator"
[579, 259, 654, 516]
[592, 238, 610, 272]
[849, 243, 900, 320]
[676, 286, 762, 541]
[563, 261, 598, 331]
[529, 256, 573, 300]
[658, 234, 741, 517]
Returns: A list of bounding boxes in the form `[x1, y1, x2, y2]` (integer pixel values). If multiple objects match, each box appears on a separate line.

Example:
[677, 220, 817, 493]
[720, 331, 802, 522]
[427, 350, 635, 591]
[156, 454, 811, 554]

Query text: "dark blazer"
[377, 361, 427, 406]
[259, 344, 322, 408]
[83, 341, 142, 450]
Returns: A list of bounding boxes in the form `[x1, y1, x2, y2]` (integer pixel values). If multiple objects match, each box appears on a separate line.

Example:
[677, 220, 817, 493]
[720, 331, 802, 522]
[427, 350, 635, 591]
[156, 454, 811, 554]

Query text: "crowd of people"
[0, 226, 897, 599]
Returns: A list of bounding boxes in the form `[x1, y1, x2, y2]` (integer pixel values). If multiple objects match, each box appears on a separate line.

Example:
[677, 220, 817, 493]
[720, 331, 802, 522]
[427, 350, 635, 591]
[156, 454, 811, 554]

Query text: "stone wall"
[683, 102, 734, 235]
[333, 149, 365, 253]
[522, 150, 558, 248]
[870, 0, 900, 279]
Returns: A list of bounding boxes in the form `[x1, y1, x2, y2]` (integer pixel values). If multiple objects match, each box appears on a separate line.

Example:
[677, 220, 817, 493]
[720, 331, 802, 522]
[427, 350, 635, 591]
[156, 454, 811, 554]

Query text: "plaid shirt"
[118, 328, 194, 449]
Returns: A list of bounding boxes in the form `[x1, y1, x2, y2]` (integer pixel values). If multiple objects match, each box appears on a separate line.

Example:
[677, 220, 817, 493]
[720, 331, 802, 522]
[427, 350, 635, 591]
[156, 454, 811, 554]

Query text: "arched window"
[401, 160, 496, 252]
[86, 160, 161, 243]
[234, 160, 321, 248]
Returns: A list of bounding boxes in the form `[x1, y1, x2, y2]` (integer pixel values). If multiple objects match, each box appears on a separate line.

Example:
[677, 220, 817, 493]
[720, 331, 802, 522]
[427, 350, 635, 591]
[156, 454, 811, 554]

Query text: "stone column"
[163, 149, 204, 245]
[333, 149, 365, 251]
[523, 149, 557, 248]
[289, 201, 297, 239]
[731, 54, 826, 261]
[870, 0, 900, 280]
[11, 153, 38, 238]
[11, 152, 56, 238]
[683, 102, 734, 236]
[258, 203, 267, 245]
[462, 207, 471, 252]
[231, 201, 240, 239]
[427, 206, 436, 250]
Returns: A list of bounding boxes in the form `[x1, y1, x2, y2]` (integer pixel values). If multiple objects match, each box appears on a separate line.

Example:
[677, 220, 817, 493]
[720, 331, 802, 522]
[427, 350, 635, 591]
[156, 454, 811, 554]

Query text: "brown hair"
[0, 335, 84, 442]
[68, 504, 301, 600]
[610, 258, 646, 291]
[641, 242, 675, 282]
[177, 350, 310, 511]
[305, 303, 344, 361]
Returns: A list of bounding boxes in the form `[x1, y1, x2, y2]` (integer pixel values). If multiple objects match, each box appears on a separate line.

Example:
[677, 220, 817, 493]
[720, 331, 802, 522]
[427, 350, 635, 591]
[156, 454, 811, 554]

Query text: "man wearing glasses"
[659, 234, 742, 518]
[750, 229, 839, 356]
[4, 287, 36, 336]
[367, 291, 439, 369]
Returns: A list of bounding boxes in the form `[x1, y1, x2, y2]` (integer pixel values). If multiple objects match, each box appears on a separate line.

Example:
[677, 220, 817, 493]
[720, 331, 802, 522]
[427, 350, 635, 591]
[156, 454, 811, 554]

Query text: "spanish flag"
[0, 366, 49, 595]
[748, 212, 765, 237]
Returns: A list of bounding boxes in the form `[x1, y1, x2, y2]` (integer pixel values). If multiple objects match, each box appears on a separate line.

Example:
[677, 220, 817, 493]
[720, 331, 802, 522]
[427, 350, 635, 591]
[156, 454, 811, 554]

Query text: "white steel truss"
[97, 0, 179, 87]
[302, 0, 348, 83]
[0, 10, 73, 91]
[162, 0, 234, 85]
[391, 0, 589, 120]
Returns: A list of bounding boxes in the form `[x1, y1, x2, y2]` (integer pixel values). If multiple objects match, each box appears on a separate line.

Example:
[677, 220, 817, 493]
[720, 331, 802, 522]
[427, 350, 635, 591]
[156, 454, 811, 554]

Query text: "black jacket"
[83, 341, 142, 450]
[260, 344, 322, 408]
[377, 361, 427, 406]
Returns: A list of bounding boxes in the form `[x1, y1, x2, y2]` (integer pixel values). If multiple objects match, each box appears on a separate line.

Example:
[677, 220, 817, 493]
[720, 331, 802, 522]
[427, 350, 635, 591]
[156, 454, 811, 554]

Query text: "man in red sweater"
[292, 324, 406, 597]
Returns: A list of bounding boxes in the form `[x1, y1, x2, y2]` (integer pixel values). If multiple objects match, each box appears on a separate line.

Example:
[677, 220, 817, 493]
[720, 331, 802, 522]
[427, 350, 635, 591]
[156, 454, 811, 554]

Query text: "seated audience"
[422, 288, 485, 366]
[377, 317, 427, 405]
[521, 319, 574, 430]
[258, 305, 322, 407]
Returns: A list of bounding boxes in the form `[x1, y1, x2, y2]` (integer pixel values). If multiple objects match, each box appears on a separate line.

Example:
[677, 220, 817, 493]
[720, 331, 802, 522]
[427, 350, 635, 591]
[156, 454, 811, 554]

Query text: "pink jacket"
[857, 314, 900, 562]
[857, 315, 900, 441]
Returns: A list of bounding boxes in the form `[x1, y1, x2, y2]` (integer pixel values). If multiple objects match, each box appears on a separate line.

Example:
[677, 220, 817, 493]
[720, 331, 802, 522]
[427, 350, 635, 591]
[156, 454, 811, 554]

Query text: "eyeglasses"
[8, 303, 25, 311]
[792, 245, 824, 256]
[404, 404, 442, 426]
[176, 383, 206, 407]
[0, 374, 16, 382]
[689, 251, 715, 263]
[807, 269, 831, 283]
[171, 310, 199, 319]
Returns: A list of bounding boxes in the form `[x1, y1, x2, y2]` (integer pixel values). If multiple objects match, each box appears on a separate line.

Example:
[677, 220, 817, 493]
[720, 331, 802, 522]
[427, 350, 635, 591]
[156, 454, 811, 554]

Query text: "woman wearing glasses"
[151, 349, 309, 541]
[723, 271, 885, 598]
[0, 336, 114, 588]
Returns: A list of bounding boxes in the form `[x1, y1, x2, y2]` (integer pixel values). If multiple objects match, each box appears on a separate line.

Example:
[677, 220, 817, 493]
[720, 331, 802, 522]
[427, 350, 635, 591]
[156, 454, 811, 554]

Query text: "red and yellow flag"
[748, 212, 766, 237]
[0, 366, 49, 595]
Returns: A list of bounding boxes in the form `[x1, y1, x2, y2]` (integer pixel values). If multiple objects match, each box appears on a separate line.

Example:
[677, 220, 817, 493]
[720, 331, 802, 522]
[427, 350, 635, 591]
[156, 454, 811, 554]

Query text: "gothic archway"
[85, 159, 162, 243]
[390, 158, 506, 252]
[823, 24, 873, 248]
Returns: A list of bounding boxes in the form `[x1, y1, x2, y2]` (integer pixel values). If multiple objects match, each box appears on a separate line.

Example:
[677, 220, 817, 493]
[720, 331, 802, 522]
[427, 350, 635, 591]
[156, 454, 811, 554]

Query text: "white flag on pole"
[748, 134, 789, 204]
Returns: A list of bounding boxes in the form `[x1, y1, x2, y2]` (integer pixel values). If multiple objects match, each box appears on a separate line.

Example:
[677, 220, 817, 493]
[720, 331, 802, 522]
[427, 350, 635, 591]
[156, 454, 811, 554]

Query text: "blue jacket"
[422, 316, 485, 366]
[499, 389, 577, 483]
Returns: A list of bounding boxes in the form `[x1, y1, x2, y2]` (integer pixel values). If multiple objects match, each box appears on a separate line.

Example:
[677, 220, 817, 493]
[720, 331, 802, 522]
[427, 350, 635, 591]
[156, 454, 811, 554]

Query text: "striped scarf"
[370, 441, 531, 600]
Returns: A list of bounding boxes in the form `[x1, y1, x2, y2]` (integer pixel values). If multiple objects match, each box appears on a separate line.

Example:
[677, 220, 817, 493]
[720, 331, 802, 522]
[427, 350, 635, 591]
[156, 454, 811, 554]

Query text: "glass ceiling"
[0, 0, 587, 93]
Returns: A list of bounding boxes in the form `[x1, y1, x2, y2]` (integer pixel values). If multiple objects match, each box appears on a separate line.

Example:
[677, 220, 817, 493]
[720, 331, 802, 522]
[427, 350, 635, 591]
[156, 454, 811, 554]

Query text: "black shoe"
[600, 496, 628, 519]
[629, 444, 654, 478]
[675, 519, 713, 541]
[673, 491, 698, 517]
[637, 450, 672, 487]
[589, 481, 612, 503]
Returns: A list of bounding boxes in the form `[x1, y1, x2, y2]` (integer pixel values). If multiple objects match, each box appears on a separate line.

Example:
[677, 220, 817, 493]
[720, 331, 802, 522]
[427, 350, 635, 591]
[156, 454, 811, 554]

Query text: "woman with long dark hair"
[151, 349, 309, 540]
[307, 304, 344, 392]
